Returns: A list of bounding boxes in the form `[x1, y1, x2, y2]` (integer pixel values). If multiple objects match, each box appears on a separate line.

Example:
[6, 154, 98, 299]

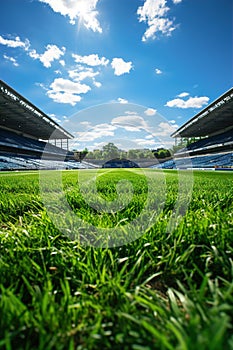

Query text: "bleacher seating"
[0, 154, 87, 170]
[0, 128, 72, 157]
[0, 128, 91, 170]
[1, 127, 232, 171]
[151, 152, 233, 169]
[178, 129, 233, 154]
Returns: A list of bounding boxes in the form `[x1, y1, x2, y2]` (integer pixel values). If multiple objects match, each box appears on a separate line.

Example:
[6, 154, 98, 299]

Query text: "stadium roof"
[171, 87, 233, 138]
[0, 80, 73, 140]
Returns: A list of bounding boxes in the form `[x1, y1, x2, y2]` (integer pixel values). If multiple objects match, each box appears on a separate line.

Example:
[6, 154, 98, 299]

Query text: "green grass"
[0, 169, 232, 349]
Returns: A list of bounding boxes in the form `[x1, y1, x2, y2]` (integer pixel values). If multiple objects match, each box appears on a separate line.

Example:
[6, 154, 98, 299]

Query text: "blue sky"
[0, 0, 232, 151]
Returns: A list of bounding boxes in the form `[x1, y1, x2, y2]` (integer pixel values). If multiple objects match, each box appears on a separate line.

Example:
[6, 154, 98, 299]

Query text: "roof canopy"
[0, 80, 73, 140]
[171, 87, 233, 138]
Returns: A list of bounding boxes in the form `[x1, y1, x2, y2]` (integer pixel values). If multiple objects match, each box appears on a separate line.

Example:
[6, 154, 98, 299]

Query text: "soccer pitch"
[0, 169, 232, 349]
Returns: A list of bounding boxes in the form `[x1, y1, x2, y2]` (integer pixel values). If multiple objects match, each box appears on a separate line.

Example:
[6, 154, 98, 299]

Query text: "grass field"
[0, 169, 232, 350]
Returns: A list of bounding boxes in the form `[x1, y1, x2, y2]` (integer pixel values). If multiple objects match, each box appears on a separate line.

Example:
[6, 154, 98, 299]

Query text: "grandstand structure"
[0, 80, 86, 170]
[1, 79, 232, 171]
[153, 87, 233, 170]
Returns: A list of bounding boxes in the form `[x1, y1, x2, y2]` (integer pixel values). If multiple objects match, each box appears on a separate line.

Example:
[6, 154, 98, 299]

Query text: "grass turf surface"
[0, 169, 232, 349]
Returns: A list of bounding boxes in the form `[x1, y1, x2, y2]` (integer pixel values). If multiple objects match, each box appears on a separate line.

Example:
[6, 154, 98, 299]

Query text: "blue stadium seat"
[0, 128, 69, 156]
[151, 152, 233, 169]
[178, 130, 233, 154]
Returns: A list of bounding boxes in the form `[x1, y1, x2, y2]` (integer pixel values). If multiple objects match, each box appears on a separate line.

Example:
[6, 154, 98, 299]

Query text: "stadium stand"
[177, 129, 233, 156]
[0, 80, 88, 170]
[152, 87, 233, 170]
[0, 154, 86, 171]
[152, 152, 233, 170]
[1, 80, 232, 171]
[0, 128, 71, 157]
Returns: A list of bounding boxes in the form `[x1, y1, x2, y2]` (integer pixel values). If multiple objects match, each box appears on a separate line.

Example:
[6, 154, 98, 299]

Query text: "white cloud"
[73, 123, 116, 141]
[177, 92, 189, 97]
[142, 17, 175, 42]
[111, 115, 149, 132]
[93, 141, 108, 149]
[48, 91, 82, 105]
[70, 141, 81, 149]
[125, 111, 138, 115]
[59, 59, 65, 66]
[39, 0, 102, 33]
[165, 96, 210, 109]
[134, 138, 158, 147]
[155, 122, 178, 136]
[111, 58, 133, 76]
[80, 121, 92, 128]
[68, 67, 102, 89]
[35, 82, 47, 90]
[49, 78, 91, 94]
[155, 68, 162, 74]
[48, 113, 61, 123]
[47, 78, 91, 105]
[117, 98, 128, 104]
[144, 108, 156, 116]
[145, 134, 154, 139]
[69, 67, 99, 81]
[29, 44, 66, 68]
[137, 0, 180, 41]
[93, 81, 102, 88]
[0, 35, 30, 50]
[3, 54, 19, 67]
[137, 0, 169, 22]
[72, 53, 109, 66]
[173, 0, 182, 4]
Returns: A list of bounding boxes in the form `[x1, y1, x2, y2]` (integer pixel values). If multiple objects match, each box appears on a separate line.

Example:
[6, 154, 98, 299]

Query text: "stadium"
[0, 79, 232, 170]
[0, 79, 85, 170]
[153, 86, 233, 170]
[0, 80, 233, 349]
